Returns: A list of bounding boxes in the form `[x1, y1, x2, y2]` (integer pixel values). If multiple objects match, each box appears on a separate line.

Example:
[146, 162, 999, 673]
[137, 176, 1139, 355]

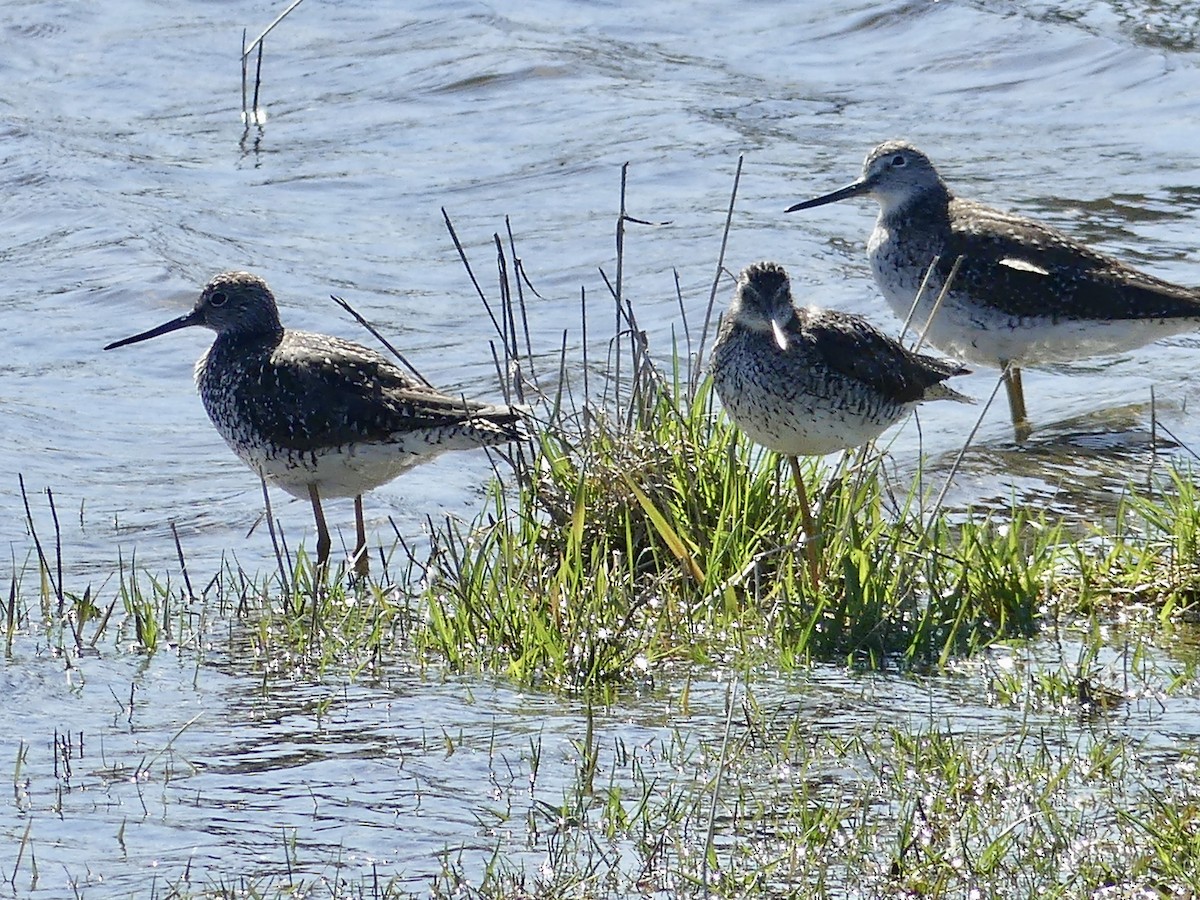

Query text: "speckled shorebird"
[710, 260, 969, 583]
[786, 140, 1200, 437]
[105, 272, 522, 576]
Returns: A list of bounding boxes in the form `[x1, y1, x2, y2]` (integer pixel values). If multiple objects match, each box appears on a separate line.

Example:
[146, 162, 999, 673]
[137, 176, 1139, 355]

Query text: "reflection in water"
[926, 401, 1168, 519]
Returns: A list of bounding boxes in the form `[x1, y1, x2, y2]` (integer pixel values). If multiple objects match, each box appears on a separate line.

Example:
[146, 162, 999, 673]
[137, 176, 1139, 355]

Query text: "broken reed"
[240, 0, 307, 127]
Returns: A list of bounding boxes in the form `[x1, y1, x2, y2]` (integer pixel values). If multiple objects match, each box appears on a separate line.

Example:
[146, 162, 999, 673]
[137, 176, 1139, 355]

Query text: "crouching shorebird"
[710, 260, 970, 584]
[786, 141, 1200, 438]
[105, 271, 522, 577]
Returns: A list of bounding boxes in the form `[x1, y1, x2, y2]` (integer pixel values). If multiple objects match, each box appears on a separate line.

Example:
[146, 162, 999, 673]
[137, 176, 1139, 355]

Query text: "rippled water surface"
[3, 0, 1200, 895]
[3, 0, 1199, 574]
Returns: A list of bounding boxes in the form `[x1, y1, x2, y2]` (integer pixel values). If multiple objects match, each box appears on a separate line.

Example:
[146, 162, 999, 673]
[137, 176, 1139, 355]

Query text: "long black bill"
[785, 178, 871, 213]
[104, 308, 204, 351]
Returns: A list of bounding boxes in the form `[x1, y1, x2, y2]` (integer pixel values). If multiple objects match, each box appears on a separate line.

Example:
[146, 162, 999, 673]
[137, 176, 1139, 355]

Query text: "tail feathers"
[914, 350, 970, 379]
[468, 403, 528, 443]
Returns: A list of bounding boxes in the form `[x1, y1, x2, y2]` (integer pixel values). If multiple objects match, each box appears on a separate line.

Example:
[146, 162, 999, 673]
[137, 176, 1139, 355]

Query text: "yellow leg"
[1001, 361, 1031, 442]
[307, 483, 331, 572]
[788, 456, 821, 589]
[353, 495, 370, 578]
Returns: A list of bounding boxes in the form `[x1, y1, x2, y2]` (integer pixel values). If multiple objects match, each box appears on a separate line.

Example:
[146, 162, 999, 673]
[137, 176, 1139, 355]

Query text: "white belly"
[234, 440, 440, 499]
[728, 400, 912, 458]
[914, 301, 1198, 367]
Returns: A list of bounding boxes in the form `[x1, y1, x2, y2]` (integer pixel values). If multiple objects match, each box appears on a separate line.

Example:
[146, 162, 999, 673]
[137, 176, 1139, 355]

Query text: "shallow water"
[3, 0, 1200, 894]
[9, 626, 1198, 895]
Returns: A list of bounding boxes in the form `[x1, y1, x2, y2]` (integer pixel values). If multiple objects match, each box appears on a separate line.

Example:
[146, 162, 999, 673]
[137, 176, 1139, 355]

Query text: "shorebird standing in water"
[710, 260, 969, 584]
[105, 272, 522, 577]
[787, 140, 1200, 438]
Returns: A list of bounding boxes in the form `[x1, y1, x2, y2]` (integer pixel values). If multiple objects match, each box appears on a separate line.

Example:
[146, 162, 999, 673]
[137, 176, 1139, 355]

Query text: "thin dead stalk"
[241, 0, 307, 124]
[694, 154, 743, 388]
[18, 475, 62, 616]
[329, 294, 433, 388]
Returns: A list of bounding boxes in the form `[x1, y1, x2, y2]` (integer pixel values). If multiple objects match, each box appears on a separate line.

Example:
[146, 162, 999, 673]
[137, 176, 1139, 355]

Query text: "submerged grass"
[411, 676, 1200, 900]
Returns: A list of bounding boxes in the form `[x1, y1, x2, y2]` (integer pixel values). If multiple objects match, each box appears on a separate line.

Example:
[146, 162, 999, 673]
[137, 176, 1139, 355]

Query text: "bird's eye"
[209, 291, 228, 307]
[890, 154, 907, 167]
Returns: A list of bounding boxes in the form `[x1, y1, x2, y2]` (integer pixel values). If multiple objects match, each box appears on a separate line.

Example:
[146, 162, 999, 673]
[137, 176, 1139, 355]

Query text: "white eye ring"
[209, 291, 229, 307]
[890, 154, 907, 167]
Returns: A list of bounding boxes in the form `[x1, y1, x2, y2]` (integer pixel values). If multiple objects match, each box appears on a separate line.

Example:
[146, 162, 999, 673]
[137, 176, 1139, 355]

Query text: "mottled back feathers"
[941, 197, 1200, 322]
[795, 307, 969, 405]
[710, 261, 969, 458]
[199, 330, 521, 454]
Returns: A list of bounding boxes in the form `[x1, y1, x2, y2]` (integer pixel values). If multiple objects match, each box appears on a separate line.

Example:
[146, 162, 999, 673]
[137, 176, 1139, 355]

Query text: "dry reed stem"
[169, 521, 194, 601]
[442, 208, 505, 347]
[242, 0, 307, 59]
[329, 294, 433, 388]
[694, 154, 743, 389]
[913, 255, 964, 355]
[239, 0, 306, 123]
[899, 255, 940, 343]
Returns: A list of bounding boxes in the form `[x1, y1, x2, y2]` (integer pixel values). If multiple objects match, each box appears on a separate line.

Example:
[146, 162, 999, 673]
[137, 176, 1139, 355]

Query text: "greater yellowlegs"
[710, 260, 969, 582]
[786, 140, 1200, 437]
[105, 272, 522, 576]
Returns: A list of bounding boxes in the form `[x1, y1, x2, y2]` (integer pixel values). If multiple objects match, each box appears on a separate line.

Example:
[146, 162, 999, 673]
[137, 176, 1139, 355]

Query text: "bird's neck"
[879, 184, 953, 227]
[215, 325, 283, 350]
[206, 327, 284, 368]
[729, 305, 798, 336]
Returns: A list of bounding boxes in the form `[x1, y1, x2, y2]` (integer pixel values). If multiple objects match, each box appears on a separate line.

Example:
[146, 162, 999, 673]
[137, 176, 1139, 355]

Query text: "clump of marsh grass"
[1073, 465, 1200, 617]
[411, 166, 1063, 689]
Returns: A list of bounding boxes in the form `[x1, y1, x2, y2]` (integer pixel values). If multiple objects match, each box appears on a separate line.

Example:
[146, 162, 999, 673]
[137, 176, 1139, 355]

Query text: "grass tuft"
[411, 202, 1060, 687]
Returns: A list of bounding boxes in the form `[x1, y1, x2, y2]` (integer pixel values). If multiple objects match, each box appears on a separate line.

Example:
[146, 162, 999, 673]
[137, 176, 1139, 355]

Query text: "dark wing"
[946, 198, 1200, 321]
[800, 309, 968, 404]
[232, 334, 520, 452]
